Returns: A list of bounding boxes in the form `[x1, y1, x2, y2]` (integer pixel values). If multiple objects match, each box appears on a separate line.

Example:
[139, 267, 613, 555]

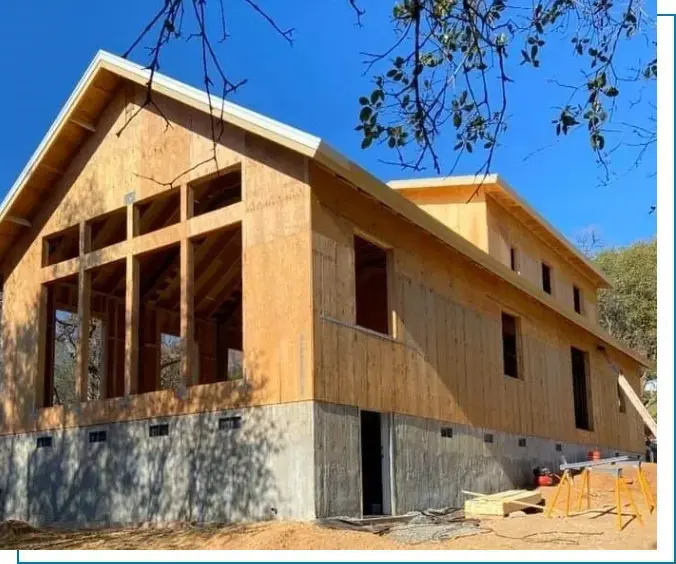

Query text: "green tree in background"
[593, 239, 657, 416]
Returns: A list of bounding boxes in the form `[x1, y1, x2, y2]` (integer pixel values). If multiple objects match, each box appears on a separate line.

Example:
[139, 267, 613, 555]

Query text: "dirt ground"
[0, 463, 657, 551]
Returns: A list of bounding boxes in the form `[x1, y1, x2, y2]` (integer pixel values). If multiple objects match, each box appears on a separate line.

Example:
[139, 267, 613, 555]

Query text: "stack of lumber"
[464, 489, 543, 517]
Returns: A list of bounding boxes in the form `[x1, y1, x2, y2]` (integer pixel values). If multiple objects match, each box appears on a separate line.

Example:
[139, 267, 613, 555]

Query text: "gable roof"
[0, 50, 649, 368]
[388, 175, 612, 288]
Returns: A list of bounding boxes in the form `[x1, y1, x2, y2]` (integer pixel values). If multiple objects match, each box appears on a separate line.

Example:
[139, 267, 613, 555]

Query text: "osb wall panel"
[410, 188, 489, 252]
[486, 198, 599, 323]
[1, 86, 313, 434]
[309, 163, 643, 453]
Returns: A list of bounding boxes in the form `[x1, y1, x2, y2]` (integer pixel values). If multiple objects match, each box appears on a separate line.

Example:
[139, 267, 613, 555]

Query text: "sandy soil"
[0, 463, 657, 551]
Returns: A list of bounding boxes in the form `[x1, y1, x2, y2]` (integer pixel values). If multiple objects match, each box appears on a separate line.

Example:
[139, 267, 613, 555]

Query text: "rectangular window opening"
[441, 427, 453, 438]
[191, 167, 242, 217]
[573, 285, 583, 314]
[42, 275, 79, 408]
[484, 433, 494, 444]
[86, 207, 127, 252]
[518, 438, 527, 447]
[160, 333, 182, 391]
[541, 262, 553, 295]
[149, 423, 169, 437]
[555, 443, 562, 452]
[501, 312, 520, 379]
[617, 383, 626, 413]
[137, 244, 181, 394]
[509, 247, 518, 272]
[571, 347, 593, 431]
[192, 225, 243, 384]
[89, 430, 107, 443]
[43, 224, 80, 267]
[219, 416, 242, 430]
[89, 259, 127, 400]
[354, 235, 390, 335]
[134, 188, 180, 236]
[36, 436, 53, 449]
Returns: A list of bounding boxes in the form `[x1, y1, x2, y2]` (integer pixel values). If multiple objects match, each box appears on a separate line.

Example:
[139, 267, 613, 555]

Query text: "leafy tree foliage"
[593, 239, 656, 404]
[126, 0, 655, 179]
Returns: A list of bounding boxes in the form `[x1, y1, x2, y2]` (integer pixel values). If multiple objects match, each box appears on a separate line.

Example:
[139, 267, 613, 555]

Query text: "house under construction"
[0, 52, 649, 526]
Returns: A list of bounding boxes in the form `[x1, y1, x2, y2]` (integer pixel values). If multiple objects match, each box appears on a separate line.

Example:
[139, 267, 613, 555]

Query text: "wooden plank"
[180, 237, 195, 386]
[618, 373, 656, 437]
[75, 269, 91, 402]
[464, 489, 543, 516]
[124, 255, 139, 395]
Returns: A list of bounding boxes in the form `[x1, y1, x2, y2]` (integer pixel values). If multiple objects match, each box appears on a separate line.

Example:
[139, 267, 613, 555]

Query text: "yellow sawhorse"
[546, 462, 655, 530]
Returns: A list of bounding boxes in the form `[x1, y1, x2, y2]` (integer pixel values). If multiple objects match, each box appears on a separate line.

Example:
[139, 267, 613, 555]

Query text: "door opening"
[361, 410, 389, 516]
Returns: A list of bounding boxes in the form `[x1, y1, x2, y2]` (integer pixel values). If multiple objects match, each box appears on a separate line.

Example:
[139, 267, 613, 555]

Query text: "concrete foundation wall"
[0, 400, 641, 526]
[391, 413, 640, 512]
[313, 402, 361, 518]
[0, 402, 316, 527]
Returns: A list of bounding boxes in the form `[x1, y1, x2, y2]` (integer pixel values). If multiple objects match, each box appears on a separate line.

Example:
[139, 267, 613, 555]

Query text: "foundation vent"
[89, 430, 107, 444]
[440, 427, 453, 438]
[483, 433, 494, 444]
[555, 443, 563, 452]
[219, 416, 242, 430]
[36, 436, 53, 449]
[149, 423, 170, 437]
[518, 438, 527, 447]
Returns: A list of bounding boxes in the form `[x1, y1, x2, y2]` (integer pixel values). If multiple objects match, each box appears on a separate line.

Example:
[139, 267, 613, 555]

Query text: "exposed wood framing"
[70, 118, 96, 133]
[6, 216, 31, 228]
[124, 255, 139, 395]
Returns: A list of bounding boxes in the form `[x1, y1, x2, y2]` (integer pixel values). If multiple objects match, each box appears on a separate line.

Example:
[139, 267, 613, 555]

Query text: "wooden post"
[180, 184, 195, 387]
[75, 222, 91, 403]
[124, 254, 139, 396]
[180, 237, 195, 387]
[75, 270, 91, 403]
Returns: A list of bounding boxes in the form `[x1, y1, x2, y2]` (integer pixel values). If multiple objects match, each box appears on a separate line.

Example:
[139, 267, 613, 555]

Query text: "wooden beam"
[180, 236, 195, 387]
[70, 118, 96, 133]
[618, 373, 657, 438]
[5, 215, 31, 228]
[75, 269, 91, 403]
[188, 202, 244, 239]
[124, 255, 139, 395]
[41, 203, 243, 284]
[39, 162, 65, 176]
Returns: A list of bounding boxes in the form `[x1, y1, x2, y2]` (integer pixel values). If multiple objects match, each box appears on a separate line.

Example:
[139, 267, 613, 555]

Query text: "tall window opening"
[509, 247, 519, 273]
[354, 235, 390, 335]
[573, 285, 583, 314]
[192, 225, 243, 383]
[571, 346, 592, 430]
[88, 259, 127, 400]
[541, 262, 552, 294]
[42, 276, 79, 407]
[501, 312, 520, 379]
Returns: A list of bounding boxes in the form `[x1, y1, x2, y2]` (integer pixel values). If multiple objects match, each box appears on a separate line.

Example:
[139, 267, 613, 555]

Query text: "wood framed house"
[0, 51, 649, 525]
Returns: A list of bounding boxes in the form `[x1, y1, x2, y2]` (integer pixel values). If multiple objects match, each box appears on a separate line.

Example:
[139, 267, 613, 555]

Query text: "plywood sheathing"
[309, 163, 644, 453]
[0, 85, 313, 434]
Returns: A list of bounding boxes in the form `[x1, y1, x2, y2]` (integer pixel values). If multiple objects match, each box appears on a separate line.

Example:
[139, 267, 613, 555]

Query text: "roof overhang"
[0, 51, 649, 369]
[388, 175, 612, 289]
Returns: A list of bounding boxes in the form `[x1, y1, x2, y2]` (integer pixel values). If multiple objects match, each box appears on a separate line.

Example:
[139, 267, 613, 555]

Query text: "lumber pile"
[464, 489, 543, 517]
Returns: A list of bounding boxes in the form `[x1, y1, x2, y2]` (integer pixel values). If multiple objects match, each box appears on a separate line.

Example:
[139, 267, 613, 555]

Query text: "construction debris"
[316, 508, 483, 544]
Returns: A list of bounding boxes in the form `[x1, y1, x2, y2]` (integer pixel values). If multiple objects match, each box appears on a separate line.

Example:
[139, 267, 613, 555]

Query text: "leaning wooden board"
[464, 489, 543, 516]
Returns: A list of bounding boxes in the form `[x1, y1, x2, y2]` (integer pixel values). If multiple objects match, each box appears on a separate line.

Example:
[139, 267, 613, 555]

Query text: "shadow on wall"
[0, 93, 286, 527]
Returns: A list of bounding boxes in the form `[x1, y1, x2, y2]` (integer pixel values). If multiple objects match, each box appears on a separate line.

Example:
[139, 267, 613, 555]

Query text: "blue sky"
[0, 1, 656, 248]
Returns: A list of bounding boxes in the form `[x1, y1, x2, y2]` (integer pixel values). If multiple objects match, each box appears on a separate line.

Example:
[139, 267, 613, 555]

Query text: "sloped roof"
[0, 51, 649, 368]
[388, 175, 612, 288]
